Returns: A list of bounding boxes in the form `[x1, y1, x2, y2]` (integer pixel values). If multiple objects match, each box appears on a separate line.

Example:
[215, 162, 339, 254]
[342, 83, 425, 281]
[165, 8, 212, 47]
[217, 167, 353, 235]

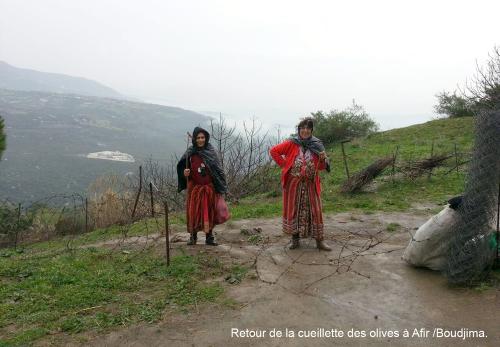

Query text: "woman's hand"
[319, 151, 327, 161]
[184, 169, 190, 177]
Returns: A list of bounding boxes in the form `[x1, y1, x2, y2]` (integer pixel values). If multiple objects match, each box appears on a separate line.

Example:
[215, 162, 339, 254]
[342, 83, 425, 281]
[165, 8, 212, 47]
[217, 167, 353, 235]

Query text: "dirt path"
[53, 210, 499, 347]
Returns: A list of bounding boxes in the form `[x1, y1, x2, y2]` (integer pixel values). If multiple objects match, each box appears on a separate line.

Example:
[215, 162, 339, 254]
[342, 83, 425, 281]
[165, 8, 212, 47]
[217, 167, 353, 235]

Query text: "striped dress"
[282, 147, 324, 240]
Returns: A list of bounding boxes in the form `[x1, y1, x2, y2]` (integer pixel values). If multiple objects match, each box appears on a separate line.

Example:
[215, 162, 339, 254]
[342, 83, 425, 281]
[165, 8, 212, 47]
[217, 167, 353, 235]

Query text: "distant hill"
[0, 89, 209, 202]
[0, 61, 124, 99]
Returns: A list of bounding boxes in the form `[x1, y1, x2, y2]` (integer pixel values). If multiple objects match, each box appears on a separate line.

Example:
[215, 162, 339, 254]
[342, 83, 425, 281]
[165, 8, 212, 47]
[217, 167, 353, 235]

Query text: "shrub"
[54, 212, 86, 236]
[434, 91, 474, 118]
[310, 101, 379, 144]
[0, 202, 33, 247]
[87, 175, 138, 228]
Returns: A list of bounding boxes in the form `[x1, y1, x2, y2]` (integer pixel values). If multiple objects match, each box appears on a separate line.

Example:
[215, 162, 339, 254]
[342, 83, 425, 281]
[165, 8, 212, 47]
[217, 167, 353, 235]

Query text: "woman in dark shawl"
[269, 118, 332, 251]
[177, 126, 228, 246]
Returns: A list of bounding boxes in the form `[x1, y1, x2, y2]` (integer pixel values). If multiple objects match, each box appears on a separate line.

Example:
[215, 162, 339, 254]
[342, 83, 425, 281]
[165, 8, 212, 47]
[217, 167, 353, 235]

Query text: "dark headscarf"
[448, 195, 463, 210]
[177, 126, 228, 194]
[290, 129, 331, 172]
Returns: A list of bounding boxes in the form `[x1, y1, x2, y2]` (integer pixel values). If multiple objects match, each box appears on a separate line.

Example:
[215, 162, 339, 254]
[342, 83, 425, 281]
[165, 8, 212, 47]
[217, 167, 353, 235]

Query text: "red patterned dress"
[270, 140, 326, 240]
[186, 154, 216, 233]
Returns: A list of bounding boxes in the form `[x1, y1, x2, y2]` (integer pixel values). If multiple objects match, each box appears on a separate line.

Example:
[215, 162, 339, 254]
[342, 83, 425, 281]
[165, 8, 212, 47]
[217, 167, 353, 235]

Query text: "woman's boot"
[289, 234, 300, 249]
[316, 239, 332, 251]
[187, 232, 197, 245]
[206, 230, 218, 246]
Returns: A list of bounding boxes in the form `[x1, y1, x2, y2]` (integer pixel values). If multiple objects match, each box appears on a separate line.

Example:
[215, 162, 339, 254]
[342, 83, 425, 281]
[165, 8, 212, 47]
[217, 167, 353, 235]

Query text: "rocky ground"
[43, 209, 499, 347]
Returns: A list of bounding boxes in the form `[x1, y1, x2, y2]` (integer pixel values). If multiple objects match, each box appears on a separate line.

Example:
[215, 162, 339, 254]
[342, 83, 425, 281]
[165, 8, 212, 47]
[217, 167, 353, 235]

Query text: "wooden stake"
[427, 140, 434, 180]
[392, 145, 399, 184]
[149, 182, 155, 217]
[496, 182, 500, 264]
[131, 165, 142, 219]
[340, 140, 350, 179]
[15, 203, 21, 248]
[164, 200, 170, 266]
[85, 198, 88, 233]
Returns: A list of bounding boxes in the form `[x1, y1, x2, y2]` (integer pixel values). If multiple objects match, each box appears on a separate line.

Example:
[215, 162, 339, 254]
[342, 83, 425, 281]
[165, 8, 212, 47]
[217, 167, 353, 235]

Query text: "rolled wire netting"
[445, 110, 500, 285]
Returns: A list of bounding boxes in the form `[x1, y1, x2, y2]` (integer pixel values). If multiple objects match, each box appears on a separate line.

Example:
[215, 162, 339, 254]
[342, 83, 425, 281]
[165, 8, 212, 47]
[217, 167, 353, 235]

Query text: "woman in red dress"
[269, 118, 331, 251]
[177, 127, 228, 246]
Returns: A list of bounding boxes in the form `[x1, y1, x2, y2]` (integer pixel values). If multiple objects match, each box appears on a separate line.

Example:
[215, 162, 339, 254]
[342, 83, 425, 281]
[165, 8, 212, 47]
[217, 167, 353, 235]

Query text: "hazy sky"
[1, 0, 499, 130]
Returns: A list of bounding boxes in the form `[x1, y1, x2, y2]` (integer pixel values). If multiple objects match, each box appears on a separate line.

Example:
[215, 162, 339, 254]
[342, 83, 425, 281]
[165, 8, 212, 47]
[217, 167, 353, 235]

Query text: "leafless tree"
[210, 115, 279, 201]
[461, 45, 500, 110]
[124, 115, 281, 211]
[139, 156, 185, 211]
[210, 113, 237, 169]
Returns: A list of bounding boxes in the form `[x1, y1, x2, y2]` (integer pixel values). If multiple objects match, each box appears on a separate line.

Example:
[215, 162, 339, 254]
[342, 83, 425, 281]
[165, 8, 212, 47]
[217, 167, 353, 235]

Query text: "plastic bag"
[214, 194, 230, 224]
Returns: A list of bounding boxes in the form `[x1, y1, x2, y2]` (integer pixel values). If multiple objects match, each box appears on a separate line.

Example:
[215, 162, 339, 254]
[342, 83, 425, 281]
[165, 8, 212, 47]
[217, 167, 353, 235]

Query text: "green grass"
[0, 248, 225, 346]
[233, 117, 473, 216]
[225, 265, 249, 284]
[0, 117, 477, 345]
[386, 223, 401, 232]
[247, 234, 264, 245]
[9, 215, 185, 259]
[9, 118, 473, 255]
[328, 118, 472, 209]
[229, 196, 281, 219]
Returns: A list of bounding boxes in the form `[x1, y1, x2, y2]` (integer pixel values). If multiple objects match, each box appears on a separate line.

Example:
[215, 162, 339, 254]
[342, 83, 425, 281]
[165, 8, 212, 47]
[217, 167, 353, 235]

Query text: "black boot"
[205, 230, 218, 246]
[187, 232, 197, 245]
[289, 234, 300, 249]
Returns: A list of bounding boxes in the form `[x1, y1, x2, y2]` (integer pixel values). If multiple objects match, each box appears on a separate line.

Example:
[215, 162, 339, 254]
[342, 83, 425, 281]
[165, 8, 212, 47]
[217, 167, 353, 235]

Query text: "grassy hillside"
[0, 116, 476, 346]
[231, 116, 474, 218]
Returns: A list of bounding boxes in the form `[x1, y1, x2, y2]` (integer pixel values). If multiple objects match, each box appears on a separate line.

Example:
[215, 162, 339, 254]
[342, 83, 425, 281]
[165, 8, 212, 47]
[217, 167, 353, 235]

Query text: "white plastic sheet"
[402, 206, 458, 271]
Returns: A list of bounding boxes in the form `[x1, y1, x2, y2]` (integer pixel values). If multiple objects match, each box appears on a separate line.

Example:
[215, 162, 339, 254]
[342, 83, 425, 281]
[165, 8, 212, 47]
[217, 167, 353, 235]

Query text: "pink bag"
[214, 194, 230, 224]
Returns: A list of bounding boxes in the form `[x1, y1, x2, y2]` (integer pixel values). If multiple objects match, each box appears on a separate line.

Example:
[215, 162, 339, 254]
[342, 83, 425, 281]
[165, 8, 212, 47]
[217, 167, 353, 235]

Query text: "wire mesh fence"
[0, 145, 470, 247]
[0, 130, 486, 279]
[0, 177, 170, 252]
[445, 110, 500, 285]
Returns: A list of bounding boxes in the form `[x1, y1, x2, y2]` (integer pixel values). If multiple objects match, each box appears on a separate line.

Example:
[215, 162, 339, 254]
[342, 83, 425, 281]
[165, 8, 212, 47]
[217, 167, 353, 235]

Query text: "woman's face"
[299, 126, 312, 139]
[195, 133, 206, 148]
